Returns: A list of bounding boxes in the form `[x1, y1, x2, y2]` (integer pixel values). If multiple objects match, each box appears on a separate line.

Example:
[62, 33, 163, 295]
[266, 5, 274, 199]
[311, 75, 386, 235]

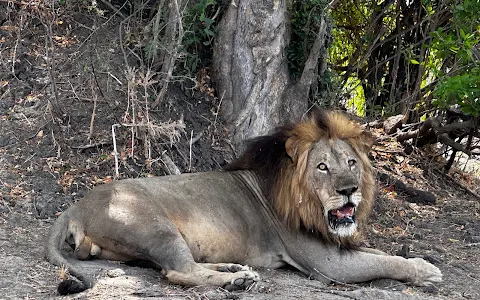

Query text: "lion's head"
[226, 109, 375, 247]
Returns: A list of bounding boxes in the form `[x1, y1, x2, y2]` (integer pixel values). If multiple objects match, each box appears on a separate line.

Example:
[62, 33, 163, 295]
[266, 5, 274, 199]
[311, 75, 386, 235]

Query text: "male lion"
[47, 109, 442, 295]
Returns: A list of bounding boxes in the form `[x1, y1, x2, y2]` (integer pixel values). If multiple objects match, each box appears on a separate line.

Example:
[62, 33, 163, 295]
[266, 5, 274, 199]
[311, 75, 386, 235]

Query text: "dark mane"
[224, 124, 292, 197]
[224, 108, 330, 205]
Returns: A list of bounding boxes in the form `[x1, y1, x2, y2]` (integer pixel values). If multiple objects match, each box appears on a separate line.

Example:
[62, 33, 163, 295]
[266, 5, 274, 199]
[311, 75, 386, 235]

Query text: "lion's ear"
[285, 137, 297, 158]
[359, 130, 374, 153]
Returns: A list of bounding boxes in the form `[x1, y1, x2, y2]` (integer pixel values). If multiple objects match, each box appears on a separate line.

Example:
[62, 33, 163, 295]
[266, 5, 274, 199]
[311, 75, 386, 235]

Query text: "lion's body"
[47, 110, 442, 295]
[58, 171, 285, 266]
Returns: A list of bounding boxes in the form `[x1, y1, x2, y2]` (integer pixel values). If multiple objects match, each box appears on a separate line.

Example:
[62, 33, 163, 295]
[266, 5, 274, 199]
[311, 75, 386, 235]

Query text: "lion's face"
[306, 139, 364, 238]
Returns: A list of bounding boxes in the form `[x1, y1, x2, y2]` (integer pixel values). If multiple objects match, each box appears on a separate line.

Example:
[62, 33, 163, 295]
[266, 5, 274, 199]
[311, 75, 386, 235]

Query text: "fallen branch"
[71, 141, 113, 150]
[396, 116, 473, 155]
[159, 149, 181, 175]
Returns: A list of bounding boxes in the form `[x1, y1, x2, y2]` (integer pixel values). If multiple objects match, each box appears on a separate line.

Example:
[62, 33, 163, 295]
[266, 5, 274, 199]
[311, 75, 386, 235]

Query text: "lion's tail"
[46, 210, 94, 295]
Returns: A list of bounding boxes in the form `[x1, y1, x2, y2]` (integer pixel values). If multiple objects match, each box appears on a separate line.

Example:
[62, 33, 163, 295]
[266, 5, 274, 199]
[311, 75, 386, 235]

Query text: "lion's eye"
[348, 159, 357, 167]
[317, 163, 328, 171]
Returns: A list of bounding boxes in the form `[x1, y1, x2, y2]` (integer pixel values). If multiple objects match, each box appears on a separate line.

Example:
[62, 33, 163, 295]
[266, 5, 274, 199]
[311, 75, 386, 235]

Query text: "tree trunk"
[213, 0, 311, 150]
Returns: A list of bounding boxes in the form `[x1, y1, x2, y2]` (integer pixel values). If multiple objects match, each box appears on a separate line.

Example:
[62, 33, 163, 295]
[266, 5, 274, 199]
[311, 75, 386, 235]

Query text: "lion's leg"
[96, 248, 134, 261]
[199, 263, 251, 272]
[66, 220, 101, 260]
[156, 242, 258, 290]
[307, 247, 442, 286]
[108, 219, 259, 290]
[74, 235, 133, 261]
[165, 267, 258, 290]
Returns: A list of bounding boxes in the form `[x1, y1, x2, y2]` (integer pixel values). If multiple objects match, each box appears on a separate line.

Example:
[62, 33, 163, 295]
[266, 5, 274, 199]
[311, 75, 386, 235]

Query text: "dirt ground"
[1, 3, 479, 300]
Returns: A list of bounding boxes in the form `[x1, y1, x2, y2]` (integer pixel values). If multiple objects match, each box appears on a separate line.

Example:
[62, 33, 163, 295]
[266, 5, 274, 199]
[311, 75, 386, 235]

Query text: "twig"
[188, 130, 193, 172]
[112, 124, 120, 178]
[160, 149, 181, 175]
[11, 13, 23, 75]
[97, 0, 127, 19]
[311, 268, 359, 289]
[191, 132, 203, 144]
[44, 20, 64, 119]
[88, 78, 98, 141]
[68, 81, 81, 102]
[51, 129, 60, 158]
[213, 91, 225, 130]
[326, 0, 340, 9]
[23, 153, 36, 165]
[71, 141, 113, 150]
[372, 148, 405, 155]
[106, 72, 123, 85]
[91, 64, 106, 99]
[211, 91, 225, 145]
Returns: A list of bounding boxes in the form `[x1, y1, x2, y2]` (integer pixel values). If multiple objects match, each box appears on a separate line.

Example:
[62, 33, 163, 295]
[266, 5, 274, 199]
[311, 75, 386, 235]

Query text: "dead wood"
[396, 117, 474, 156]
[378, 172, 436, 205]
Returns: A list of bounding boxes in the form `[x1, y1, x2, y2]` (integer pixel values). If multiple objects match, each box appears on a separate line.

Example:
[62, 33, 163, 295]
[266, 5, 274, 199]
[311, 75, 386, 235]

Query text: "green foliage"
[346, 78, 366, 116]
[433, 71, 480, 116]
[431, 0, 480, 116]
[143, 0, 218, 77]
[287, 0, 339, 105]
[179, 0, 218, 76]
[327, 0, 480, 119]
[287, 0, 327, 78]
[327, 0, 397, 115]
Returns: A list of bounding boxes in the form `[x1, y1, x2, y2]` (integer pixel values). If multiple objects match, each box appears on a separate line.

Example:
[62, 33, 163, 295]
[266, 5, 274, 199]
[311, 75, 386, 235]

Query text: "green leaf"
[461, 106, 473, 115]
[410, 59, 420, 65]
[204, 28, 215, 37]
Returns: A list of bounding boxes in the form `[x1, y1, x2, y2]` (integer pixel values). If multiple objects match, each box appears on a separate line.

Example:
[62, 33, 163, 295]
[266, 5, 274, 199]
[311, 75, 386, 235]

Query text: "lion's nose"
[336, 186, 358, 196]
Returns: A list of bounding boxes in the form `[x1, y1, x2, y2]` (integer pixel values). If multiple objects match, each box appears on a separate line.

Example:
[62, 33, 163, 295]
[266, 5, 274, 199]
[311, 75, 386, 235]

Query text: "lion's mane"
[225, 109, 375, 247]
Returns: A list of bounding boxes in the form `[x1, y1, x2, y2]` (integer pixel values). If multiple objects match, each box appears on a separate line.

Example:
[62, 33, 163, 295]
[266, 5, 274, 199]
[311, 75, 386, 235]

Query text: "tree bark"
[213, 0, 308, 150]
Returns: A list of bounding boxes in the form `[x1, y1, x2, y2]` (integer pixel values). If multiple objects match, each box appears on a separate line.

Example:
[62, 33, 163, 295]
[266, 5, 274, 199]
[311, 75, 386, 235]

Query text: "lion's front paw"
[223, 270, 259, 291]
[409, 257, 442, 286]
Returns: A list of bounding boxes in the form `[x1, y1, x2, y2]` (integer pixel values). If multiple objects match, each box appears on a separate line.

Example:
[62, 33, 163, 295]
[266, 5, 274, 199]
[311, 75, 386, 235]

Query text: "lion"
[46, 109, 442, 295]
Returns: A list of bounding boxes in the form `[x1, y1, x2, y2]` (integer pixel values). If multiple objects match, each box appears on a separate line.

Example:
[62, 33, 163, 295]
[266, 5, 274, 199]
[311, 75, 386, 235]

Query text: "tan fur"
[276, 112, 375, 245]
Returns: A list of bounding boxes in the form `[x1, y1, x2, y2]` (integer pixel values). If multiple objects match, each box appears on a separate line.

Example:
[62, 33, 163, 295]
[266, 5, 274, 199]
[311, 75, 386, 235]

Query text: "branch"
[151, 0, 184, 108]
[299, 16, 327, 88]
[397, 117, 474, 155]
[160, 149, 181, 175]
[438, 119, 474, 134]
[44, 19, 65, 119]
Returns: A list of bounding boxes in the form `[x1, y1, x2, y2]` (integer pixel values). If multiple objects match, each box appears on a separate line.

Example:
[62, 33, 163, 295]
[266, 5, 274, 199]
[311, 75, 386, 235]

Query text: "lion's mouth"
[328, 202, 356, 229]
